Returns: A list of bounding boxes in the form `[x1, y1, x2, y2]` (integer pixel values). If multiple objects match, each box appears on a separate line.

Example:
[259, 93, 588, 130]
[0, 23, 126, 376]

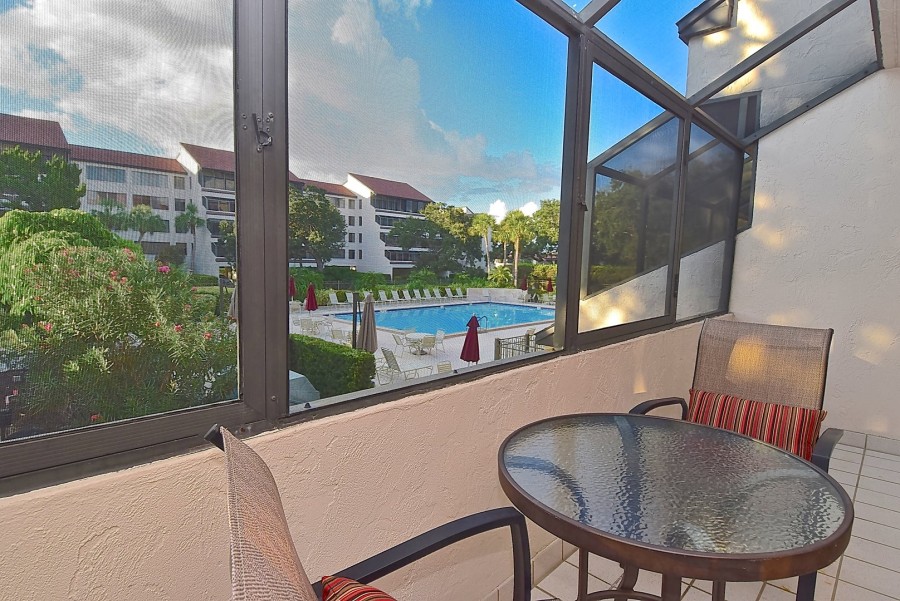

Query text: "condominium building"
[0, 113, 436, 278]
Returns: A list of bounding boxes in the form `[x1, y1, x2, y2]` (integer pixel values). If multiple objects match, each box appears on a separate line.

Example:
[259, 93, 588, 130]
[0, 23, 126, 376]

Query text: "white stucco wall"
[0, 322, 700, 601]
[729, 67, 900, 436]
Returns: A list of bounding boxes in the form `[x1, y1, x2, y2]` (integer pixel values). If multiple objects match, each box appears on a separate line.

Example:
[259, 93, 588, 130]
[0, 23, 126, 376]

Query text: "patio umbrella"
[305, 283, 318, 313]
[227, 284, 238, 321]
[546, 279, 553, 292]
[460, 315, 480, 364]
[520, 277, 528, 291]
[357, 293, 378, 353]
[289, 275, 296, 301]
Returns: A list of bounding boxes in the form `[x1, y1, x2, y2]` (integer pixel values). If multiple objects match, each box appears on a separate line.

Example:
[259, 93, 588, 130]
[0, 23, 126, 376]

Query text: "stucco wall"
[729, 67, 900, 436]
[0, 322, 700, 601]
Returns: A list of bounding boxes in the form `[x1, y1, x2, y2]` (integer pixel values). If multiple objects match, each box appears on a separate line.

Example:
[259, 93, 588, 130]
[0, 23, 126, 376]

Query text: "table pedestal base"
[576, 549, 725, 601]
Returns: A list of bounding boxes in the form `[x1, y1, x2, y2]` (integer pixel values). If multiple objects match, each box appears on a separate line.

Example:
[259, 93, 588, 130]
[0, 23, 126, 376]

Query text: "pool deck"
[290, 296, 554, 389]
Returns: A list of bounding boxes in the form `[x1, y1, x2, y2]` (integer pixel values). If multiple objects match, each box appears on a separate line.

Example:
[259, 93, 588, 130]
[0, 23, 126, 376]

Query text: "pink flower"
[158, 265, 170, 274]
[120, 277, 127, 283]
[203, 332, 212, 340]
[109, 270, 118, 279]
[90, 414, 102, 423]
[42, 322, 52, 333]
[154, 321, 161, 327]
[190, 286, 198, 292]
[174, 324, 183, 333]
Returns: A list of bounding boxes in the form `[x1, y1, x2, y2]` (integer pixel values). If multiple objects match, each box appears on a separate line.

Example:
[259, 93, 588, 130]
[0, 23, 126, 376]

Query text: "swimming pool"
[335, 302, 554, 335]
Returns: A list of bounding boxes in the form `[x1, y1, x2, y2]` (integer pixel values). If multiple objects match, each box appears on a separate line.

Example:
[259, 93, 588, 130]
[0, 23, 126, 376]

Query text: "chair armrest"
[313, 507, 531, 601]
[629, 397, 688, 420]
[812, 427, 844, 472]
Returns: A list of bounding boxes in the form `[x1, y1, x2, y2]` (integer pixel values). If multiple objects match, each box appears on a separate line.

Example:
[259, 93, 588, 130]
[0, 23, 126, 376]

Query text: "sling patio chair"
[445, 287, 457, 300]
[391, 289, 402, 304]
[204, 425, 531, 601]
[376, 348, 433, 384]
[413, 289, 426, 303]
[379, 290, 395, 305]
[628, 317, 840, 601]
[328, 292, 350, 309]
[401, 289, 415, 304]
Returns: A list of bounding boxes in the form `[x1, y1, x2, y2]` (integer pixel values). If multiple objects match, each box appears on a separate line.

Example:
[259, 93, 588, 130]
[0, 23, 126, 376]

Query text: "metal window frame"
[0, 0, 277, 495]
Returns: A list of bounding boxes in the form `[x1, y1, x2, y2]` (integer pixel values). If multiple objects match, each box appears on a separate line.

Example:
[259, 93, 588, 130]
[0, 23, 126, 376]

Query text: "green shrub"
[408, 268, 438, 287]
[531, 263, 557, 280]
[322, 265, 357, 284]
[487, 265, 513, 287]
[289, 334, 375, 397]
[189, 274, 219, 286]
[589, 265, 635, 291]
[156, 245, 185, 267]
[357, 272, 387, 289]
[0, 208, 137, 251]
[290, 267, 325, 292]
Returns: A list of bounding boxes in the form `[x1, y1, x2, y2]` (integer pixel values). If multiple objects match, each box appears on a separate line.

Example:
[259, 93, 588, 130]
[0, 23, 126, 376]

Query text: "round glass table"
[498, 414, 853, 601]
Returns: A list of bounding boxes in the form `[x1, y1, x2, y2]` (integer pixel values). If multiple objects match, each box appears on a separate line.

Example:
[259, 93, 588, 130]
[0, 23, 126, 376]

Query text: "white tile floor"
[531, 434, 900, 601]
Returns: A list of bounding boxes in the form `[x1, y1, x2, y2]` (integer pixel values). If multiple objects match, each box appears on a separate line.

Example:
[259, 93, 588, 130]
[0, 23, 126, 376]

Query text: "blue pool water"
[335, 302, 554, 334]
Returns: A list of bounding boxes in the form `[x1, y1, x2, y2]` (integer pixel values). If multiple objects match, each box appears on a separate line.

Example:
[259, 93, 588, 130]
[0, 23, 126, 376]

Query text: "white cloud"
[488, 200, 507, 222]
[521, 201, 539, 216]
[0, 0, 561, 205]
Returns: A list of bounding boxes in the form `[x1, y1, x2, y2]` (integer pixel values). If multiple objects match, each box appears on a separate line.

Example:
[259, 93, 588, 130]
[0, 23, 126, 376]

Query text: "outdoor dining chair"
[629, 317, 839, 601]
[376, 348, 433, 384]
[435, 330, 446, 353]
[418, 335, 437, 355]
[204, 425, 531, 601]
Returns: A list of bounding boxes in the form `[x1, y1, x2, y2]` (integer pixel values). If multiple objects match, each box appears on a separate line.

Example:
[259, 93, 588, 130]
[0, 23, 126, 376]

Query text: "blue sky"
[0, 0, 694, 216]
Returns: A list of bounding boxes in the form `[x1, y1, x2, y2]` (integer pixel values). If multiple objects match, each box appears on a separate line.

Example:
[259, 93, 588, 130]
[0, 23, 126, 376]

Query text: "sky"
[0, 0, 695, 217]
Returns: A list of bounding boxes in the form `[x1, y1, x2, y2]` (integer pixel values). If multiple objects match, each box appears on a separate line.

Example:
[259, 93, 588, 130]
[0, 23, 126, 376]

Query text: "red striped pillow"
[687, 389, 826, 461]
[321, 576, 397, 601]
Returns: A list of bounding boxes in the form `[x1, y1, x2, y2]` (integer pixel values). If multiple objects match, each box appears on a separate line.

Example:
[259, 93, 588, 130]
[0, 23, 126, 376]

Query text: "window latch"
[251, 112, 273, 152]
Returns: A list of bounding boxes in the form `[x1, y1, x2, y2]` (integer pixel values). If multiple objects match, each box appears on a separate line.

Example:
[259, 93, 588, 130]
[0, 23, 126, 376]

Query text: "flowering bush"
[11, 246, 237, 432]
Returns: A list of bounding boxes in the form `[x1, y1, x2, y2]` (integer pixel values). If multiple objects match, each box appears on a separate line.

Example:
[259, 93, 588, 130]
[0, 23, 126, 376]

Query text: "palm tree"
[91, 197, 127, 231]
[500, 210, 534, 285]
[175, 202, 206, 273]
[128, 205, 168, 244]
[470, 213, 495, 275]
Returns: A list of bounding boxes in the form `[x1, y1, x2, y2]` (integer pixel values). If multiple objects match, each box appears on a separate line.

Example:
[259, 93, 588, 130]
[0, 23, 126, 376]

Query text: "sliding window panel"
[675, 124, 742, 321]
[0, 0, 268, 483]
[578, 64, 682, 335]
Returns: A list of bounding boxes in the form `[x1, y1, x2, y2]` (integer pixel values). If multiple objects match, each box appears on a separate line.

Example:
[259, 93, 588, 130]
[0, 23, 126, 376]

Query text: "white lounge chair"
[375, 348, 433, 384]
[423, 289, 434, 303]
[413, 289, 425, 303]
[432, 288, 445, 302]
[401, 290, 415, 304]
[456, 287, 466, 299]
[445, 287, 456, 300]
[328, 292, 350, 309]
[379, 290, 395, 304]
[391, 290, 402, 303]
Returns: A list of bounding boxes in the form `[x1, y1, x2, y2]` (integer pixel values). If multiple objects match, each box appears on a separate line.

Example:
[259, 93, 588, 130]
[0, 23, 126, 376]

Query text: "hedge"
[189, 273, 219, 286]
[288, 334, 375, 397]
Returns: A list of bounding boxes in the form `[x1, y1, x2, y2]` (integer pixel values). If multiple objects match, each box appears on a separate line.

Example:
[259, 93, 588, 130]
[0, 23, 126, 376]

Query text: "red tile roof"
[0, 113, 69, 151]
[70, 145, 185, 173]
[180, 143, 235, 173]
[297, 178, 355, 198]
[348, 173, 432, 203]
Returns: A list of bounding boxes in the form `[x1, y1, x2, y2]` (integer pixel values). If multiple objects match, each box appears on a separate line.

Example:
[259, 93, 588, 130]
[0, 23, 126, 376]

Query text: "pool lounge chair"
[376, 348, 433, 384]
[456, 288, 466, 299]
[379, 290, 395, 305]
[413, 289, 425, 303]
[328, 292, 350, 309]
[445, 287, 456, 300]
[401, 290, 415, 304]
[391, 290, 402, 303]
[433, 288, 446, 302]
[423, 289, 435, 303]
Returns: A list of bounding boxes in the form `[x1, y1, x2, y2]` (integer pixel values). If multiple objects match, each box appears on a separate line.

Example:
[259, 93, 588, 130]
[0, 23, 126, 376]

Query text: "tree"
[0, 146, 86, 212]
[288, 185, 346, 270]
[389, 203, 481, 273]
[470, 213, 495, 275]
[217, 220, 237, 267]
[530, 199, 560, 260]
[175, 202, 205, 273]
[499, 210, 534, 284]
[128, 205, 168, 243]
[91, 197, 127, 231]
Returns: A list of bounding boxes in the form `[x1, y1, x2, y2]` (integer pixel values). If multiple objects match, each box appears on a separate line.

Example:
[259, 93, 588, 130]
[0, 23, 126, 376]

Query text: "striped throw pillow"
[321, 576, 397, 601]
[687, 389, 826, 461]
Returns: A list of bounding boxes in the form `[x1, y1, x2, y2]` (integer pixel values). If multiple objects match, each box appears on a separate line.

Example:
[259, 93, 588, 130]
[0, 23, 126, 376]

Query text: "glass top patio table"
[498, 414, 853, 585]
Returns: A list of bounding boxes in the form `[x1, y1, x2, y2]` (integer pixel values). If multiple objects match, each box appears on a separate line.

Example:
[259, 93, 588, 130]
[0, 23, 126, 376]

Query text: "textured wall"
[730, 67, 900, 436]
[0, 322, 700, 601]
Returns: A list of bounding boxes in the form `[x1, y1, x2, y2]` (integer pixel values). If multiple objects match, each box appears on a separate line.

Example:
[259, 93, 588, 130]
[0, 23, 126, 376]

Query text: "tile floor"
[530, 433, 900, 601]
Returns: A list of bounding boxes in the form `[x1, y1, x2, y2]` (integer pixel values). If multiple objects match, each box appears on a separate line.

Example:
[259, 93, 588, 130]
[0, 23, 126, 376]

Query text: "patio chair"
[456, 287, 465, 299]
[331, 328, 352, 346]
[436, 361, 453, 375]
[401, 289, 415, 304]
[376, 348, 434, 384]
[391, 332, 412, 356]
[628, 318, 838, 601]
[299, 318, 318, 335]
[391, 290, 402, 303]
[524, 328, 535, 352]
[378, 290, 394, 305]
[328, 292, 350, 309]
[432, 288, 445, 302]
[418, 335, 437, 355]
[204, 425, 531, 601]
[435, 330, 446, 353]
[414, 289, 426, 303]
[445, 287, 456, 300]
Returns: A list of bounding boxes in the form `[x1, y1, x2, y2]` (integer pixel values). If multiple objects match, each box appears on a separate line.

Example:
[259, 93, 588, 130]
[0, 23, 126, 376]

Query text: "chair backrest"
[456, 288, 464, 297]
[392, 290, 401, 301]
[414, 289, 423, 299]
[693, 319, 833, 410]
[220, 427, 318, 601]
[435, 330, 445, 342]
[437, 361, 452, 374]
[433, 288, 442, 298]
[379, 290, 389, 302]
[392, 333, 405, 345]
[382, 348, 401, 371]
[446, 288, 454, 298]
[420, 335, 436, 350]
[423, 289, 433, 299]
[402, 290, 413, 301]
[329, 292, 339, 305]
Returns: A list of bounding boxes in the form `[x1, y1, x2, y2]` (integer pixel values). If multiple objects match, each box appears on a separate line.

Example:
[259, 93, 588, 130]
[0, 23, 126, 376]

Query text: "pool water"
[335, 302, 554, 335]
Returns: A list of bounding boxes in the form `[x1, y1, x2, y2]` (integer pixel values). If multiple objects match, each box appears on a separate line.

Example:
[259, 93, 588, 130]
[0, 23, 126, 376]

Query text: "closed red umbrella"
[460, 315, 480, 364]
[520, 277, 528, 291]
[289, 275, 296, 300]
[546, 279, 553, 292]
[305, 283, 318, 312]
